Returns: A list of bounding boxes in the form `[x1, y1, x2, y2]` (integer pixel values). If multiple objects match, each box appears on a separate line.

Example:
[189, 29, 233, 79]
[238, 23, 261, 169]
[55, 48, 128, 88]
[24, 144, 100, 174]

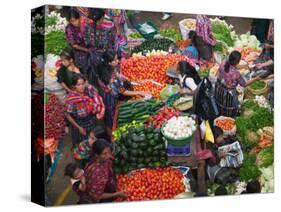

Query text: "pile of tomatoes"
[116, 167, 185, 201]
[133, 81, 165, 99]
[121, 54, 194, 99]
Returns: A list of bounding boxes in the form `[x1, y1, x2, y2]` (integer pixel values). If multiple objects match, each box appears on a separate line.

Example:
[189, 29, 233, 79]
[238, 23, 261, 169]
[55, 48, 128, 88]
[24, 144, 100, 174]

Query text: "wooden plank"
[197, 160, 206, 193]
[167, 127, 207, 193]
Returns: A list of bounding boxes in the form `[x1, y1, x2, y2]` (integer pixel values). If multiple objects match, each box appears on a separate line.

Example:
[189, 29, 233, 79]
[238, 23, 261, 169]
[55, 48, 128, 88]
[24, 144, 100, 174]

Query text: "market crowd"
[48, 8, 274, 204]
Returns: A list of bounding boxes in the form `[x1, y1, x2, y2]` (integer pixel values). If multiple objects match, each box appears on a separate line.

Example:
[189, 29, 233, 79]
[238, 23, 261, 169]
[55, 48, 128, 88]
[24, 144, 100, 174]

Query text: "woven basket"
[248, 81, 268, 96]
[174, 98, 193, 111]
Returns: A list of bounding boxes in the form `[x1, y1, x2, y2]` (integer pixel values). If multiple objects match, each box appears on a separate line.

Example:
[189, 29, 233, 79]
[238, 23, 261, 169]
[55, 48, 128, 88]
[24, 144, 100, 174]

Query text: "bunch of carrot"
[238, 47, 261, 63]
[216, 118, 235, 131]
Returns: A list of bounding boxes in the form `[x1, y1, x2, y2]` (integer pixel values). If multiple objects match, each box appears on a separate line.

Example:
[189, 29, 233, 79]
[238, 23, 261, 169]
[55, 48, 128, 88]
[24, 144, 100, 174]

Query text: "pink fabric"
[196, 15, 216, 46]
[218, 61, 246, 89]
[84, 159, 116, 202]
[65, 86, 105, 119]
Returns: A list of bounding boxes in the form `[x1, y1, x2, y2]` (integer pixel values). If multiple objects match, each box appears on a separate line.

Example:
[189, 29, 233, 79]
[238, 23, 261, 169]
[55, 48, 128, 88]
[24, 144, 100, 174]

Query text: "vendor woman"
[65, 9, 90, 76]
[97, 50, 150, 137]
[84, 139, 127, 203]
[65, 74, 105, 147]
[253, 40, 274, 79]
[177, 60, 201, 96]
[215, 50, 260, 117]
[57, 49, 81, 93]
[181, 30, 199, 60]
[196, 15, 216, 61]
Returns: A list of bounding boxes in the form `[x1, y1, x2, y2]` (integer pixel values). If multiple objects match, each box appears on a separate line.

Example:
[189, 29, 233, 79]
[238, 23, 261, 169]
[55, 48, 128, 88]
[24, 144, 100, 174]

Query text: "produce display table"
[113, 102, 207, 193]
[167, 128, 207, 193]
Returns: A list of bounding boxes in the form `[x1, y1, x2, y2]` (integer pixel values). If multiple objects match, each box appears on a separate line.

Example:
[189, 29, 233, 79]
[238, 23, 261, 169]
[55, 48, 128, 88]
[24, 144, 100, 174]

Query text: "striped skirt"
[101, 91, 117, 129]
[215, 81, 240, 117]
[71, 115, 96, 148]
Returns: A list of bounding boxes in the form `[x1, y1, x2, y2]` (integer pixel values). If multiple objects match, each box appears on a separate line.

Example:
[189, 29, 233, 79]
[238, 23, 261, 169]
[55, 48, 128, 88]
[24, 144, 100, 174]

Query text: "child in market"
[207, 126, 243, 165]
[206, 126, 228, 166]
[206, 126, 241, 185]
[64, 163, 87, 204]
[57, 49, 81, 93]
[72, 127, 104, 167]
[181, 30, 199, 60]
[242, 180, 261, 194]
[177, 60, 201, 97]
[252, 40, 274, 79]
[96, 50, 150, 139]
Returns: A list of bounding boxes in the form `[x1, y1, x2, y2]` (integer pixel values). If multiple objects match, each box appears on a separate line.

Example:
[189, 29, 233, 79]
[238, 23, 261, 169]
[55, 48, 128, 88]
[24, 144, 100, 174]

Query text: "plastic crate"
[136, 21, 158, 39]
[167, 143, 192, 156]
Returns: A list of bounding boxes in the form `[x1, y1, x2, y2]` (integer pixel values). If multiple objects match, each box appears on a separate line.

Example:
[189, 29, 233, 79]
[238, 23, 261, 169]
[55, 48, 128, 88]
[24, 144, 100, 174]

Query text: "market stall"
[34, 7, 274, 204]
[110, 16, 274, 199]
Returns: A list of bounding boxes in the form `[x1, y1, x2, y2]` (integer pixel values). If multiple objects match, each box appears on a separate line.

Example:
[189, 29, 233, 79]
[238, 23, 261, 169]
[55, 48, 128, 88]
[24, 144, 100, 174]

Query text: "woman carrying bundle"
[65, 74, 105, 147]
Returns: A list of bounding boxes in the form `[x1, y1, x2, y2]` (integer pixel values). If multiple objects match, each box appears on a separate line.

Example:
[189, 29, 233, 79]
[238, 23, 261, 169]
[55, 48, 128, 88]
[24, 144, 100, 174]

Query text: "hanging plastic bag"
[193, 77, 219, 120]
[160, 84, 180, 100]
[205, 120, 214, 143]
[199, 120, 206, 140]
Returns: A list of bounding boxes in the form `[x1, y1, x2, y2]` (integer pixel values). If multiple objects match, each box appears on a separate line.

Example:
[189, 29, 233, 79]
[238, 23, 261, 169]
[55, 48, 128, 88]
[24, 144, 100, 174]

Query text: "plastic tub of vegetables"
[161, 116, 196, 146]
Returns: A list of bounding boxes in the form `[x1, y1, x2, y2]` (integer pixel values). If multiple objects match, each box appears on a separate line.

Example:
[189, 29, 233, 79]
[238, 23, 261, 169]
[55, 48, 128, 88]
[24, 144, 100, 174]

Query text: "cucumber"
[131, 107, 144, 114]
[134, 111, 149, 118]
[120, 101, 134, 107]
[119, 105, 132, 112]
[135, 117, 148, 122]
[118, 119, 131, 124]
[134, 101, 146, 108]
[146, 99, 157, 104]
[131, 100, 144, 108]
[118, 113, 132, 120]
[119, 110, 131, 116]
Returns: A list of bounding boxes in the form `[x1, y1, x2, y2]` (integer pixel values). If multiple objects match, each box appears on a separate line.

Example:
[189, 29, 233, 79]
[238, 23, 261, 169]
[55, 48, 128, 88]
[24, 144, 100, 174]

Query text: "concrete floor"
[45, 10, 253, 206]
[132, 11, 252, 34]
[46, 132, 79, 205]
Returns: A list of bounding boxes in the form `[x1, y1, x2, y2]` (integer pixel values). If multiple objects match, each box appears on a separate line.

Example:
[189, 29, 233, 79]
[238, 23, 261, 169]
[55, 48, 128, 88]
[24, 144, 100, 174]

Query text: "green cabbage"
[256, 146, 274, 168]
[260, 165, 274, 193]
[234, 32, 261, 50]
[239, 153, 261, 182]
